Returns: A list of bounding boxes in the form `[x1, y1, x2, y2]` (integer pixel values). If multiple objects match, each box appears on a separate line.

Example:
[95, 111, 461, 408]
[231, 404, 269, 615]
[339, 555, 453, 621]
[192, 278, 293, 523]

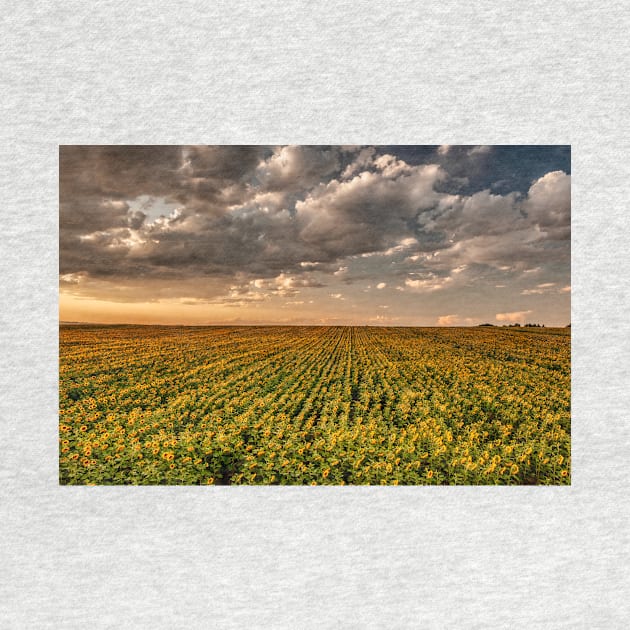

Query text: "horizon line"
[60, 320, 569, 328]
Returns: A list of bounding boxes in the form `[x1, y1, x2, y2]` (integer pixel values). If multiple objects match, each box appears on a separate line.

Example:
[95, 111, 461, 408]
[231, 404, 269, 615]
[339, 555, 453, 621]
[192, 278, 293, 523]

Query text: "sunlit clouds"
[60, 145, 570, 325]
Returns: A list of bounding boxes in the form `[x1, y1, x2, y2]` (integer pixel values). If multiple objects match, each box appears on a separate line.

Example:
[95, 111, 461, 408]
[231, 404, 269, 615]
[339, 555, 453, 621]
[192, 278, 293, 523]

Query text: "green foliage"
[59, 325, 571, 485]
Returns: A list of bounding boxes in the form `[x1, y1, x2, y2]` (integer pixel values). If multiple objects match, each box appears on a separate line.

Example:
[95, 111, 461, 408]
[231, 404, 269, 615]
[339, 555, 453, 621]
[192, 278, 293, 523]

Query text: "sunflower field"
[59, 325, 570, 485]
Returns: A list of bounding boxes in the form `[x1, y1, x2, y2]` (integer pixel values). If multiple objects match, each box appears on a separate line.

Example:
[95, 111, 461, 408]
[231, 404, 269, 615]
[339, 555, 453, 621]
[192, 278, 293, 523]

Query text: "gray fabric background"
[1, 1, 628, 627]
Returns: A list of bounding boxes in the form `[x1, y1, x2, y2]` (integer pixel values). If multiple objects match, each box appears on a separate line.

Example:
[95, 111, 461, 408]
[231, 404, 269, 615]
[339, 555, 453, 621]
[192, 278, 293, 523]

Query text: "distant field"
[59, 325, 570, 485]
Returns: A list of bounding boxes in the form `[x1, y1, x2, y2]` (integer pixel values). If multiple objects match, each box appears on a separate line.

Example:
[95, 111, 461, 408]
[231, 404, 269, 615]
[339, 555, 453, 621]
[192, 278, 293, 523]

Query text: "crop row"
[59, 325, 570, 485]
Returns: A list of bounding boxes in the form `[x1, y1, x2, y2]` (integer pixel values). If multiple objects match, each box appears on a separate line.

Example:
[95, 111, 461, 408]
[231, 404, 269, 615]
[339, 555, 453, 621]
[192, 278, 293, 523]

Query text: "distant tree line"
[477, 323, 549, 328]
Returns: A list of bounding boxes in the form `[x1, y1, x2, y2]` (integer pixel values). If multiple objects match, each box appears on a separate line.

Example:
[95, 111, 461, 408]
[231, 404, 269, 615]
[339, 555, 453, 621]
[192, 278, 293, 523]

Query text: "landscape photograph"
[59, 144, 570, 485]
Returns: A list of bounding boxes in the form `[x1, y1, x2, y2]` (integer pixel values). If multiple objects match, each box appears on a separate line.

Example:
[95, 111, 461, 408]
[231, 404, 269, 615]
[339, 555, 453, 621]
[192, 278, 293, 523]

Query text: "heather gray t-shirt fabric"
[1, 2, 629, 627]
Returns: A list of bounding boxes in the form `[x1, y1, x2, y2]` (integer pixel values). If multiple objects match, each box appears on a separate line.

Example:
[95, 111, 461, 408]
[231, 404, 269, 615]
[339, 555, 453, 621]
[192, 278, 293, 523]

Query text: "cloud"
[256, 145, 341, 193]
[361, 237, 418, 258]
[367, 314, 402, 323]
[60, 146, 570, 312]
[405, 278, 450, 292]
[495, 310, 533, 323]
[523, 170, 570, 239]
[250, 273, 325, 296]
[437, 314, 476, 326]
[521, 282, 558, 295]
[412, 172, 570, 275]
[296, 162, 447, 261]
[341, 147, 376, 178]
[59, 272, 87, 285]
[404, 272, 453, 292]
[373, 154, 414, 178]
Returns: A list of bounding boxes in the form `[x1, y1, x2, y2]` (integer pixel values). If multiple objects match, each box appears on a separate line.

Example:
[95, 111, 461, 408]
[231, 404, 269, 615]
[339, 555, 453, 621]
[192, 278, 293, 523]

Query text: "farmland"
[59, 325, 570, 485]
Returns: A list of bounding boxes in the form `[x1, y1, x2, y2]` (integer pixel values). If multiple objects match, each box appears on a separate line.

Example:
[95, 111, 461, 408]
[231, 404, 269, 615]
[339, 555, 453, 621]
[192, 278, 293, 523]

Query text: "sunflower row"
[59, 325, 570, 485]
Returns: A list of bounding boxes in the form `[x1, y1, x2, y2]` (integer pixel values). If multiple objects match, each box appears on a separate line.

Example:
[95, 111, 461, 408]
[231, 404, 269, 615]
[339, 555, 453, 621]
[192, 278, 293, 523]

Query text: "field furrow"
[60, 325, 570, 485]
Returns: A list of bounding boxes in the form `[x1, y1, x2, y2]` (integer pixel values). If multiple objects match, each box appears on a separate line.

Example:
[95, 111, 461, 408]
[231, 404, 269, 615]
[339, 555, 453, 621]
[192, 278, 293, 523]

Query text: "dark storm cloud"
[377, 145, 571, 198]
[296, 161, 447, 259]
[60, 145, 184, 201]
[60, 145, 266, 221]
[60, 145, 570, 301]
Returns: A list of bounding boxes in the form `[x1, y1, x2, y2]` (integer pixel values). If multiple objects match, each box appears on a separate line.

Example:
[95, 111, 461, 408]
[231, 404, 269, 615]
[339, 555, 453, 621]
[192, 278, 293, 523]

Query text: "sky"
[59, 145, 570, 326]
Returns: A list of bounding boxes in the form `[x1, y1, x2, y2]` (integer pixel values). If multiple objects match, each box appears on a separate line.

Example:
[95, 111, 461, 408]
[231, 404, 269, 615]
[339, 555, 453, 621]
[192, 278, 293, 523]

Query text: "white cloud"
[60, 272, 87, 285]
[249, 190, 288, 213]
[437, 314, 476, 326]
[521, 282, 562, 295]
[367, 314, 401, 323]
[523, 170, 570, 236]
[373, 154, 413, 178]
[79, 227, 148, 250]
[250, 273, 322, 296]
[495, 310, 532, 323]
[405, 276, 452, 292]
[257, 145, 341, 193]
